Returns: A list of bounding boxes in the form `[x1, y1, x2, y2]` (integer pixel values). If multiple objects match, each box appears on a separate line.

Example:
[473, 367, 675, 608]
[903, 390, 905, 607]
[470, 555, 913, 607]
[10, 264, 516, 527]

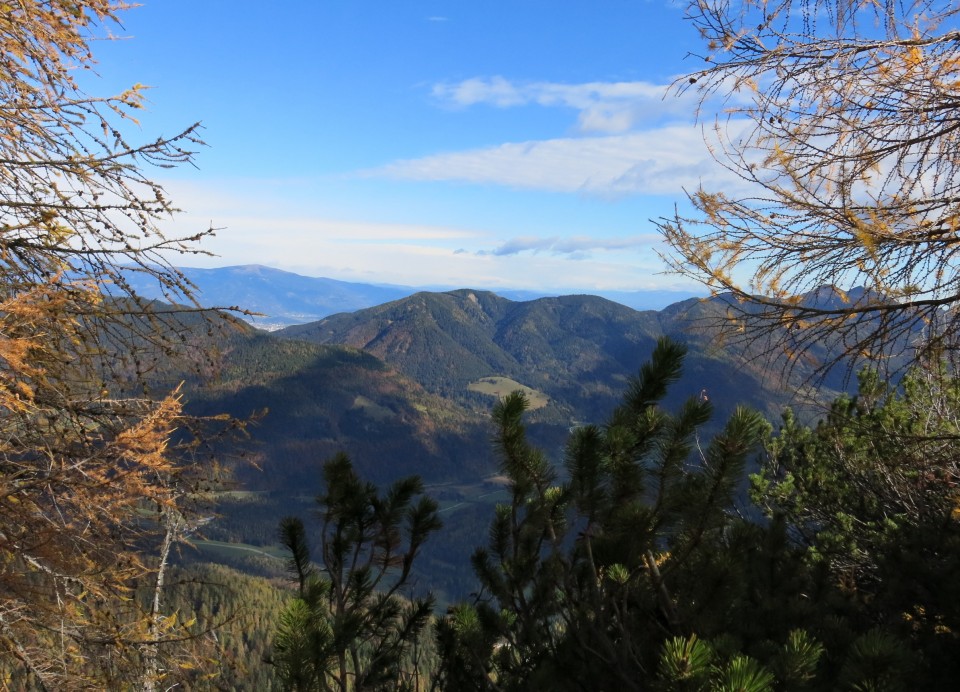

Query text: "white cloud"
[479, 234, 660, 257]
[145, 178, 681, 293]
[431, 76, 701, 134]
[171, 222, 670, 293]
[368, 123, 750, 197]
[420, 75, 762, 196]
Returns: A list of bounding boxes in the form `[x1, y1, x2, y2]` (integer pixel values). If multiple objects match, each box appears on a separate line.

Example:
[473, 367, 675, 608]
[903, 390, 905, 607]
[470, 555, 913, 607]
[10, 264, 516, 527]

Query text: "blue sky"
[89, 1, 737, 292]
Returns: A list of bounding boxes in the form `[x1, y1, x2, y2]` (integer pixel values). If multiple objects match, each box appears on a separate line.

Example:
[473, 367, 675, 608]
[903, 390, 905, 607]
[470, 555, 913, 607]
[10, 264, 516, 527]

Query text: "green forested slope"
[278, 290, 825, 425]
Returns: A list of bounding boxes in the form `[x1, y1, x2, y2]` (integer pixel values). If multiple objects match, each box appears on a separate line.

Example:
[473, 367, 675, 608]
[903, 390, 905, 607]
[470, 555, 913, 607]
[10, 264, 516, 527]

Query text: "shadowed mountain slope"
[138, 323, 490, 493]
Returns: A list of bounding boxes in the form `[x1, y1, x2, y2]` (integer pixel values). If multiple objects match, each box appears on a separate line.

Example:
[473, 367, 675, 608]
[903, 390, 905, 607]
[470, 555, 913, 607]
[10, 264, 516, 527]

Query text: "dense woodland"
[1, 0, 959, 690]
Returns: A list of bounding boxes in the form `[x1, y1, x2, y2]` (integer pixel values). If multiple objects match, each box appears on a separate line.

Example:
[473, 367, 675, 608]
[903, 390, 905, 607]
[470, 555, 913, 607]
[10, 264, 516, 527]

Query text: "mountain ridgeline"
[277, 289, 812, 425]
[116, 264, 702, 329]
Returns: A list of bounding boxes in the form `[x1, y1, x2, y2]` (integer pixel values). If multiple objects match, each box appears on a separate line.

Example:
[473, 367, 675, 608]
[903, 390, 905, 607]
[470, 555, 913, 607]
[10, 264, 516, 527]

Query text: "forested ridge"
[1, 0, 958, 690]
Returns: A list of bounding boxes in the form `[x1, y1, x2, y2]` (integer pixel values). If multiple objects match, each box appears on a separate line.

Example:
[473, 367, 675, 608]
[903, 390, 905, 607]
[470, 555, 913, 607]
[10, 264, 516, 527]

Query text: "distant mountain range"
[118, 264, 703, 329]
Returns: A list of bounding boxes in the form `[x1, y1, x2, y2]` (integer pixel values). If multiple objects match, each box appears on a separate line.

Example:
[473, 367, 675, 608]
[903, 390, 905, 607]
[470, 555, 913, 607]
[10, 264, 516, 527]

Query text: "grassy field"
[188, 539, 286, 561]
[467, 376, 549, 410]
[351, 394, 395, 421]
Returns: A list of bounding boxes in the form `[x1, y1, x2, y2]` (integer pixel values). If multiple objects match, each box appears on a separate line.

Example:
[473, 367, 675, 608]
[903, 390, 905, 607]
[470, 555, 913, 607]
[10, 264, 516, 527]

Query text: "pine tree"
[270, 452, 442, 691]
[755, 363, 960, 687]
[433, 338, 824, 690]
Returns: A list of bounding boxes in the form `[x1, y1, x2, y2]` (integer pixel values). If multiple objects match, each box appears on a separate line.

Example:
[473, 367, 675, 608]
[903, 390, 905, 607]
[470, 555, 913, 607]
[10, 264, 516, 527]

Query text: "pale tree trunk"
[141, 506, 182, 692]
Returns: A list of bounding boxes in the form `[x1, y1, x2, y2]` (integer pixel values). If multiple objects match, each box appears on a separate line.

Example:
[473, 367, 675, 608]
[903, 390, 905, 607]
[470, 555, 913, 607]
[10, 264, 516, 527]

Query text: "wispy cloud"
[368, 123, 749, 197]
[432, 76, 699, 134]
[475, 234, 660, 258]
[363, 75, 757, 197]
[149, 178, 681, 292]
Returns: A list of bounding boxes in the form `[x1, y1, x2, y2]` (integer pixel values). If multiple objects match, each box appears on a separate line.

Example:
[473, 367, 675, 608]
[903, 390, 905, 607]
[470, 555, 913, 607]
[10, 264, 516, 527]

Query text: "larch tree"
[658, 0, 960, 373]
[654, 2, 960, 684]
[0, 1, 234, 688]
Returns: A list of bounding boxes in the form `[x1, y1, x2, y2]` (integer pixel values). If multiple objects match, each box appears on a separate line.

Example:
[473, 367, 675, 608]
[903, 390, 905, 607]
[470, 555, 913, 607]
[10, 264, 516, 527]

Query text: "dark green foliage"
[280, 517, 314, 595]
[755, 363, 960, 687]
[269, 453, 442, 691]
[272, 579, 336, 692]
[836, 629, 912, 692]
[714, 655, 776, 692]
[659, 634, 716, 690]
[655, 630, 824, 692]
[433, 338, 829, 690]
